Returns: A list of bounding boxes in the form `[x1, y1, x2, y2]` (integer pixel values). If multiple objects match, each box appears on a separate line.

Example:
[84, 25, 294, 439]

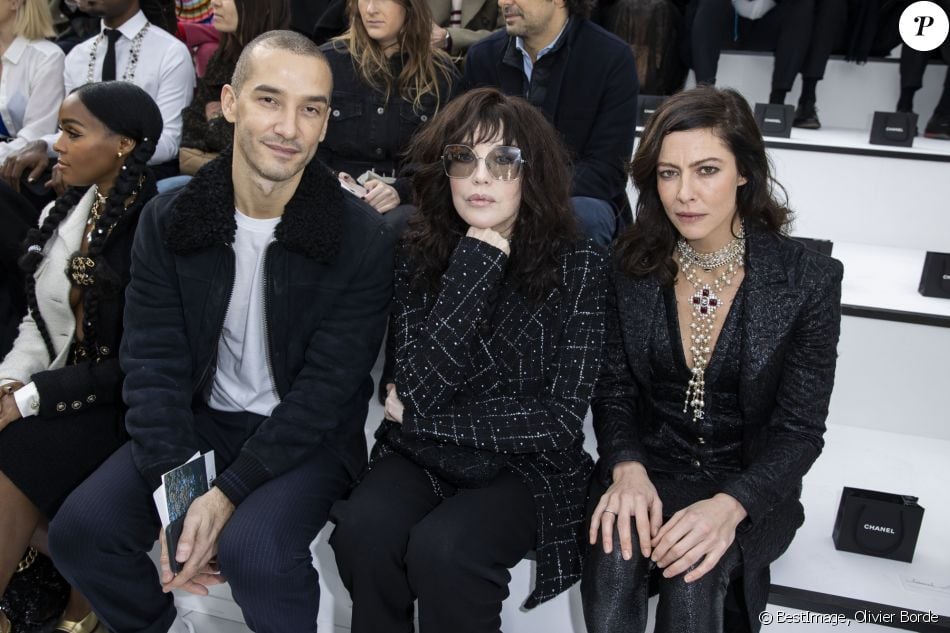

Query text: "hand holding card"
[161, 487, 234, 595]
[338, 172, 367, 197]
[153, 452, 224, 592]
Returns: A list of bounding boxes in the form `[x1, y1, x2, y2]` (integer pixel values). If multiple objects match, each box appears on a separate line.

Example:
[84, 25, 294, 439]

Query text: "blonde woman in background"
[0, 0, 63, 165]
[319, 0, 457, 234]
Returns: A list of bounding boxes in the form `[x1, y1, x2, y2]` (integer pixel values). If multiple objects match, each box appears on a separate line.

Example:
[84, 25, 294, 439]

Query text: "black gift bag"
[832, 487, 925, 563]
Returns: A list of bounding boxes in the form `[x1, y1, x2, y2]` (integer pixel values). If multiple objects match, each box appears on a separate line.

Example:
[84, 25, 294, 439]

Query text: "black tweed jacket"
[592, 227, 844, 631]
[379, 236, 607, 607]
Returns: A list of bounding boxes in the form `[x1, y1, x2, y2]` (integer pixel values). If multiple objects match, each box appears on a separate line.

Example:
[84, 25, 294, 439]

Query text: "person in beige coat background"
[427, 0, 502, 56]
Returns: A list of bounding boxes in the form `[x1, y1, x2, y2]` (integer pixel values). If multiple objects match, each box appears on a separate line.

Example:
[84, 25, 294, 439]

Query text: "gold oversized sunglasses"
[441, 144, 526, 181]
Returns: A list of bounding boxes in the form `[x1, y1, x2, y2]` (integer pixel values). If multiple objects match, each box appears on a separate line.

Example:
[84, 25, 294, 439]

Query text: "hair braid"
[17, 81, 163, 364]
[80, 137, 157, 357]
[17, 187, 87, 362]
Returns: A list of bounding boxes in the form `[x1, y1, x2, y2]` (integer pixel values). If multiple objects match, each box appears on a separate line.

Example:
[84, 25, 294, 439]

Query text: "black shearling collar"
[164, 150, 344, 263]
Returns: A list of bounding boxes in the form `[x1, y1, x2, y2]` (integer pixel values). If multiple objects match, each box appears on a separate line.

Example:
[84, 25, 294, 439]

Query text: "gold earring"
[117, 151, 123, 158]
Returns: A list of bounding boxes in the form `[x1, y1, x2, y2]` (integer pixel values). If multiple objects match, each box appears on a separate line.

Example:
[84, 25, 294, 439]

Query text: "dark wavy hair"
[18, 81, 163, 362]
[404, 87, 579, 304]
[217, 0, 292, 66]
[615, 85, 791, 285]
[602, 0, 687, 94]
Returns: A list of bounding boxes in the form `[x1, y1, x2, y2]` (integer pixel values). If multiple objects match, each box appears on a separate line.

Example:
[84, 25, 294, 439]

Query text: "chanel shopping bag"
[832, 487, 924, 563]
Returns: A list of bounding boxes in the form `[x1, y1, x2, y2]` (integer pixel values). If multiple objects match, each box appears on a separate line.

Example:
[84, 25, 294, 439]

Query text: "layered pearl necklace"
[86, 23, 150, 83]
[676, 224, 745, 422]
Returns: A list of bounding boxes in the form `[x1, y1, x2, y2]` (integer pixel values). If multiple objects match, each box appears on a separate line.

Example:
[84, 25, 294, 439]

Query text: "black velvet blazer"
[592, 227, 843, 631]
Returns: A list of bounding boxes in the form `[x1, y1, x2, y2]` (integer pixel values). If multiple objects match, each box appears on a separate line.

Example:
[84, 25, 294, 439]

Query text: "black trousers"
[48, 407, 352, 633]
[685, 0, 814, 91]
[329, 453, 537, 633]
[580, 478, 743, 633]
[800, 0, 848, 80]
[900, 38, 950, 110]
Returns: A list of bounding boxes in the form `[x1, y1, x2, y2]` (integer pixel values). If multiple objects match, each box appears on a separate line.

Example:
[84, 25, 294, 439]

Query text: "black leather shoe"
[793, 101, 821, 129]
[924, 112, 950, 140]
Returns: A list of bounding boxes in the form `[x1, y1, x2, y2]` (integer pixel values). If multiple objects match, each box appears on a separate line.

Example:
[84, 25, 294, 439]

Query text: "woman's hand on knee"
[589, 461, 662, 561]
[649, 493, 747, 583]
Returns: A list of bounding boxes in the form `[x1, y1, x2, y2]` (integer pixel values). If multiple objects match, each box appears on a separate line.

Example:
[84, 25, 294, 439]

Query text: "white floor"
[176, 602, 900, 632]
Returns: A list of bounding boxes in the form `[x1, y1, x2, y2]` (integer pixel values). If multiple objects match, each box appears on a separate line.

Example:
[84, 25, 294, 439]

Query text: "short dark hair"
[615, 85, 791, 284]
[403, 87, 579, 304]
[231, 30, 329, 94]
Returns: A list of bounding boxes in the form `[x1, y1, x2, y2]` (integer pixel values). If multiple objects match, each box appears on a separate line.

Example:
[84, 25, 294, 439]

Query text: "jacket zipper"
[195, 245, 235, 396]
[262, 242, 280, 402]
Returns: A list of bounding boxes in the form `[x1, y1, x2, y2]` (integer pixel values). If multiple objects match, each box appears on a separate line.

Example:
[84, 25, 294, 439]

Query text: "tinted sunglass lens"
[442, 146, 523, 180]
[486, 148, 522, 181]
[444, 146, 477, 178]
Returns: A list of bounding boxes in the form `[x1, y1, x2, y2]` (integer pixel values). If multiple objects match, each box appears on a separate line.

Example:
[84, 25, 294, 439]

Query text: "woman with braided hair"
[0, 81, 162, 633]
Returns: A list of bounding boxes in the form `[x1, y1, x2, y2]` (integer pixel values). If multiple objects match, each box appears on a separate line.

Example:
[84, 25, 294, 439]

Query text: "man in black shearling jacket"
[49, 31, 394, 633]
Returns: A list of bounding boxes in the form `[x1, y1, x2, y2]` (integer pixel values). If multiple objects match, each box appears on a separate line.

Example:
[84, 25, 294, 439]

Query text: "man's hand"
[1, 141, 50, 192]
[161, 487, 234, 594]
[650, 493, 747, 583]
[430, 22, 448, 49]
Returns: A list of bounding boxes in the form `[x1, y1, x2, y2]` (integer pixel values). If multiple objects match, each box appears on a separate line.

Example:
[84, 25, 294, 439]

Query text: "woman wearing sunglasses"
[330, 87, 607, 633]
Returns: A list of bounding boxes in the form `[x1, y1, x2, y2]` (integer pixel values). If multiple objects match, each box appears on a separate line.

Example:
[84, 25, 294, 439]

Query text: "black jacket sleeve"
[590, 265, 649, 485]
[569, 41, 638, 203]
[718, 259, 843, 523]
[398, 240, 607, 454]
[393, 237, 507, 413]
[120, 199, 203, 490]
[30, 358, 122, 418]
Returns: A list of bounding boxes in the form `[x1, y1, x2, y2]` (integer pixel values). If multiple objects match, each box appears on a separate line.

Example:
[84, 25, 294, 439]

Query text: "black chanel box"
[869, 111, 918, 147]
[919, 251, 950, 299]
[753, 103, 794, 138]
[832, 487, 924, 563]
[792, 236, 833, 256]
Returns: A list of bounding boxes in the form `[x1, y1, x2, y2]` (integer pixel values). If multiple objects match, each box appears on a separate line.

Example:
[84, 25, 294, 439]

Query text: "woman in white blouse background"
[0, 0, 64, 164]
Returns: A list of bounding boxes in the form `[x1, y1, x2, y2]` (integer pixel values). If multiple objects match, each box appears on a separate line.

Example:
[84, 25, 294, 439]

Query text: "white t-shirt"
[208, 211, 281, 416]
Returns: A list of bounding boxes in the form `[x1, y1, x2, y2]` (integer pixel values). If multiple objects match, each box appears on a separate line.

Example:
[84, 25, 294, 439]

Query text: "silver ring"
[603, 508, 618, 516]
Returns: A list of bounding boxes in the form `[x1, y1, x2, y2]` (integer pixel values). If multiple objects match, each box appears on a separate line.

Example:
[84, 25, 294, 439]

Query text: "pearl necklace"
[86, 23, 150, 83]
[676, 225, 745, 423]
